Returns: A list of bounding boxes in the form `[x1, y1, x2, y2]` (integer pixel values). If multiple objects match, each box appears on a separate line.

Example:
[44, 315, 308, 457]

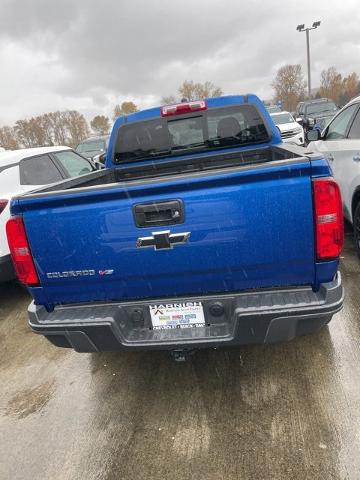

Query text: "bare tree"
[272, 64, 306, 112]
[0, 126, 19, 150]
[113, 101, 138, 119]
[319, 67, 343, 103]
[3, 110, 91, 149]
[193, 81, 223, 99]
[178, 80, 198, 101]
[178, 80, 223, 101]
[90, 115, 111, 135]
[341, 72, 360, 105]
[15, 117, 52, 148]
[63, 111, 90, 148]
[14, 119, 37, 148]
[28, 117, 48, 146]
[161, 95, 177, 105]
[162, 80, 223, 104]
[47, 111, 69, 145]
[38, 113, 55, 145]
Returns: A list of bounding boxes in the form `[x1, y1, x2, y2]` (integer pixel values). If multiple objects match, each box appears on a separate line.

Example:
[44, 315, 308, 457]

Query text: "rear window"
[271, 113, 294, 125]
[76, 139, 106, 154]
[53, 150, 94, 177]
[19, 155, 63, 185]
[266, 105, 281, 113]
[114, 105, 269, 163]
[305, 101, 338, 115]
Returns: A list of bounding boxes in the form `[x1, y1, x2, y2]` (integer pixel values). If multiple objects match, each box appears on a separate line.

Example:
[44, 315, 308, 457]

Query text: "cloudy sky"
[0, 0, 359, 126]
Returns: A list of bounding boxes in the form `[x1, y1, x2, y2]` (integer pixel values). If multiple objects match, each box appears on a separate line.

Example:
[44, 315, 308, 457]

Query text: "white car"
[307, 95, 360, 257]
[0, 146, 96, 282]
[270, 111, 304, 145]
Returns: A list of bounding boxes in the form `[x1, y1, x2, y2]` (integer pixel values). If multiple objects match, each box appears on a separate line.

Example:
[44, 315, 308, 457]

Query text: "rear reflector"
[0, 199, 8, 215]
[6, 217, 39, 286]
[313, 178, 344, 260]
[161, 100, 207, 117]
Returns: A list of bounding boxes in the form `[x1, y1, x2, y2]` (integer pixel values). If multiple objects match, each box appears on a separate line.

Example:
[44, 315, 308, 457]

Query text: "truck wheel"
[354, 202, 360, 259]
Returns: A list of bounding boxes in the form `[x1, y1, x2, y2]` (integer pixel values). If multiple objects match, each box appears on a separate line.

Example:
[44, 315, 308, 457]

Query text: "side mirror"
[306, 129, 321, 143]
[296, 117, 303, 124]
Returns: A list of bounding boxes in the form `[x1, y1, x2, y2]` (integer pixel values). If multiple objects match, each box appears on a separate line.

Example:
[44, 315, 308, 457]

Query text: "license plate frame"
[149, 302, 206, 330]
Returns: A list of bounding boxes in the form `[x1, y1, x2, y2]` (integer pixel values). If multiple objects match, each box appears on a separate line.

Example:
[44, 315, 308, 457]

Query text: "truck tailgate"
[19, 159, 315, 305]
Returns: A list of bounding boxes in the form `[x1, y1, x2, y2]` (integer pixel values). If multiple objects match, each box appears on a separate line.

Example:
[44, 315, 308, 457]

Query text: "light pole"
[296, 21, 321, 98]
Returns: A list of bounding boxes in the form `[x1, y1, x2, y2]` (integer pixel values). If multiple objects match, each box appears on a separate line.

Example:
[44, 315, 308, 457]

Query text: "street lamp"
[296, 21, 321, 98]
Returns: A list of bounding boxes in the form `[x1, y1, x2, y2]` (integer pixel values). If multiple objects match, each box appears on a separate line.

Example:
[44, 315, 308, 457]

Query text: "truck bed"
[16, 144, 305, 197]
[11, 144, 327, 308]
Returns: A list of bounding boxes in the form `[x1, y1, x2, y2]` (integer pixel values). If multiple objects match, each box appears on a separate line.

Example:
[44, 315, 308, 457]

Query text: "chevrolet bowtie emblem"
[136, 230, 191, 251]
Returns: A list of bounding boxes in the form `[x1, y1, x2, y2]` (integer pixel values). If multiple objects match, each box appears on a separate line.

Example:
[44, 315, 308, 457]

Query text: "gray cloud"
[0, 0, 359, 125]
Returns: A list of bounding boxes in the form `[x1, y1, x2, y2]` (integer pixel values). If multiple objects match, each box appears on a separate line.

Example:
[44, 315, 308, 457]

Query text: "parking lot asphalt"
[0, 235, 359, 480]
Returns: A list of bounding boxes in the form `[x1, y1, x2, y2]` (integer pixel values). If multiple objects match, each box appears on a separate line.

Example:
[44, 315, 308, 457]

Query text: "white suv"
[270, 111, 304, 145]
[0, 146, 96, 282]
[307, 95, 360, 257]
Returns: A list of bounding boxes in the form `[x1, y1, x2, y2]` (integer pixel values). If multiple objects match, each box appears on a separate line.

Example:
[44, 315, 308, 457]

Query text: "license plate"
[149, 302, 205, 330]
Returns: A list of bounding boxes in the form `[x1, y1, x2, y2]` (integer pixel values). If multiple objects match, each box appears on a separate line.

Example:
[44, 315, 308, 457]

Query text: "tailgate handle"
[133, 200, 184, 227]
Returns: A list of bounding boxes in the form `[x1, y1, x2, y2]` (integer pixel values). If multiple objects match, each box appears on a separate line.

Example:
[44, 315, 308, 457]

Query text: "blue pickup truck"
[7, 95, 344, 359]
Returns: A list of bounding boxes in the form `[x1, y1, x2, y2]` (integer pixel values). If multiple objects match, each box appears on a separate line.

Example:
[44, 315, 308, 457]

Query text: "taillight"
[161, 100, 207, 117]
[313, 178, 344, 260]
[6, 217, 39, 286]
[0, 199, 8, 214]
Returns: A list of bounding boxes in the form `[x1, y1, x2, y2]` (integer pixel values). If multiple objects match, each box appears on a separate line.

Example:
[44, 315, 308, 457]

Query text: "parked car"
[270, 111, 304, 145]
[76, 135, 109, 164]
[297, 98, 339, 132]
[7, 95, 343, 359]
[295, 101, 304, 117]
[0, 146, 96, 282]
[307, 95, 360, 257]
[266, 104, 282, 114]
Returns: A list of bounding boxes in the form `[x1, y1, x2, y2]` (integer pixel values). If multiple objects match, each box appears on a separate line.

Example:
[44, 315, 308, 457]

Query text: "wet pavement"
[0, 236, 359, 480]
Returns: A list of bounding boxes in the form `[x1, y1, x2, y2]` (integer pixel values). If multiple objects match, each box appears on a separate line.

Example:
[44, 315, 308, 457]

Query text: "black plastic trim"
[0, 254, 15, 282]
[133, 199, 185, 227]
[28, 273, 343, 352]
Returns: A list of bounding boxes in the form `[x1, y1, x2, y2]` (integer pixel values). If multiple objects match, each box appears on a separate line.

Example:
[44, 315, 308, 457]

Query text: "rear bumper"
[0, 254, 15, 283]
[28, 273, 343, 353]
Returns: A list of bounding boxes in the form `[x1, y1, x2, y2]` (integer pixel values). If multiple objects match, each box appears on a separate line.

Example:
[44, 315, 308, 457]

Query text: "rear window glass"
[305, 102, 338, 115]
[114, 105, 269, 163]
[53, 150, 93, 177]
[271, 113, 294, 125]
[20, 155, 63, 185]
[76, 139, 106, 154]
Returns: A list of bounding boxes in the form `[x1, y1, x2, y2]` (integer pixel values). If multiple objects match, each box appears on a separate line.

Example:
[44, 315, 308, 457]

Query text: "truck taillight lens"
[0, 199, 8, 214]
[313, 178, 344, 260]
[6, 217, 39, 286]
[161, 100, 207, 116]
